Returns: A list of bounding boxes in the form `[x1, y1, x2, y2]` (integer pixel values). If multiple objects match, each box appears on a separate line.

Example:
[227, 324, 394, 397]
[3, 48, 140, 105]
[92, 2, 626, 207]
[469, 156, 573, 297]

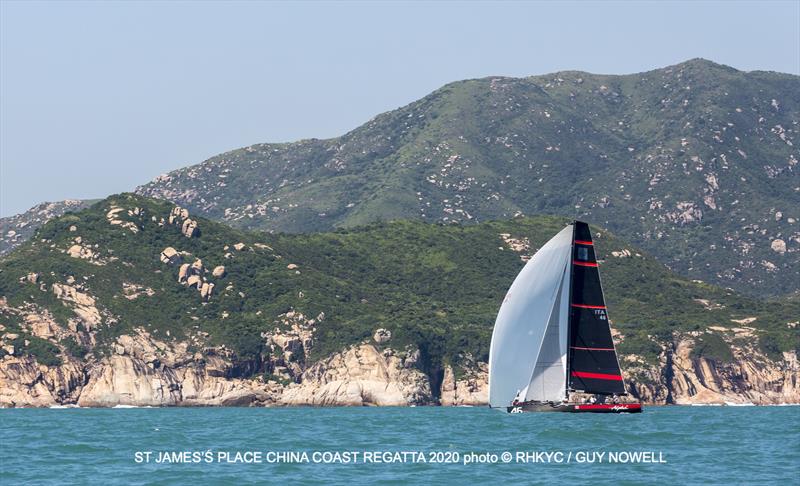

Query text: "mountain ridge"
[133, 58, 800, 296]
[3, 59, 798, 296]
[1, 200, 95, 255]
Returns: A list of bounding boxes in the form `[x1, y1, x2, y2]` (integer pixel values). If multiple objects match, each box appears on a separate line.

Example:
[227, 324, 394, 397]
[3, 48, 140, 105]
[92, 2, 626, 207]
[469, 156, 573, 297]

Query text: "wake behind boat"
[488, 221, 642, 414]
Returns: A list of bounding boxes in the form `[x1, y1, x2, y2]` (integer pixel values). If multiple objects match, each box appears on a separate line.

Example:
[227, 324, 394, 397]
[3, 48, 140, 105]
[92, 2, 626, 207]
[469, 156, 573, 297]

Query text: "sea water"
[1, 406, 798, 484]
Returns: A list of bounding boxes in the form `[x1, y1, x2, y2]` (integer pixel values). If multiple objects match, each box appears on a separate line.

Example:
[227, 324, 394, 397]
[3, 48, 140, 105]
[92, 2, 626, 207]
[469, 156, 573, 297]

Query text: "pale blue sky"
[1, 0, 799, 216]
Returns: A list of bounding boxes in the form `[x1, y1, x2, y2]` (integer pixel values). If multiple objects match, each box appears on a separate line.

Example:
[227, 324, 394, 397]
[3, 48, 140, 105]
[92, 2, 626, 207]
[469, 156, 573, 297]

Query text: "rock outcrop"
[667, 338, 798, 405]
[0, 356, 85, 407]
[771, 239, 787, 254]
[52, 283, 102, 328]
[181, 219, 199, 238]
[624, 335, 800, 405]
[439, 362, 489, 406]
[106, 206, 140, 233]
[67, 243, 98, 261]
[263, 310, 317, 379]
[173, 258, 215, 301]
[166, 206, 199, 238]
[160, 247, 182, 265]
[280, 344, 432, 406]
[64, 237, 112, 265]
[0, 329, 281, 408]
[373, 328, 391, 344]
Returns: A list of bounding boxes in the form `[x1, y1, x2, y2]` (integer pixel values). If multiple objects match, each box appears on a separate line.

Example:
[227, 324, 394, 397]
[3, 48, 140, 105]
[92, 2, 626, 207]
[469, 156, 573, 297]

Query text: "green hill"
[1, 194, 796, 382]
[136, 59, 800, 297]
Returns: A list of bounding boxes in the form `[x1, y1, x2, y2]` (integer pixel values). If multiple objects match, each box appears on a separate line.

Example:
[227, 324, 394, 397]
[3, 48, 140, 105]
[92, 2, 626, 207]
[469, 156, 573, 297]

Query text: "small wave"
[49, 404, 81, 409]
[724, 402, 755, 407]
[112, 404, 140, 408]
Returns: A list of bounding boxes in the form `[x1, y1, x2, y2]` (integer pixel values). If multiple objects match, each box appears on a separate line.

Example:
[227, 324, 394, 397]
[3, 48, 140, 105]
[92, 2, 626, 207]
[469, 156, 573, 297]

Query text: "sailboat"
[488, 221, 642, 413]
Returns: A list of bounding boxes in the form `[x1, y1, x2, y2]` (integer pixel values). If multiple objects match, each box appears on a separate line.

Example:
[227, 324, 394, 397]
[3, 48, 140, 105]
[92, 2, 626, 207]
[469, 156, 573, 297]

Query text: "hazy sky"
[2, 1, 799, 216]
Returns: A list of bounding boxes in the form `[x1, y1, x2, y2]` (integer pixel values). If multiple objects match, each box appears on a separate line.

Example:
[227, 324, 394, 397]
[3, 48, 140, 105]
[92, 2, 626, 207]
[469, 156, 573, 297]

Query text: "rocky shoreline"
[2, 326, 797, 408]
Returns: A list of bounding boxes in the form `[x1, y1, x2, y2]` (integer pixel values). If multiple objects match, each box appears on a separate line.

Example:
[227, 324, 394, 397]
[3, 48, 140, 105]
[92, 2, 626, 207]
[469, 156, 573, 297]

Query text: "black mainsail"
[567, 221, 626, 396]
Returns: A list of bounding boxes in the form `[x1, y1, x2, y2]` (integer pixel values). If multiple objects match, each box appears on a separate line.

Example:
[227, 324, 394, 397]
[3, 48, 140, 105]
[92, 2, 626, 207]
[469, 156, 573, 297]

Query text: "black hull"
[507, 402, 642, 413]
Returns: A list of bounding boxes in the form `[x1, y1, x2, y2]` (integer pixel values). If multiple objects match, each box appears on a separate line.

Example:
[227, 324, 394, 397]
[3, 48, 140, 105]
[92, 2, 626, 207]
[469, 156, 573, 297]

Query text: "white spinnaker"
[524, 261, 571, 402]
[488, 225, 573, 408]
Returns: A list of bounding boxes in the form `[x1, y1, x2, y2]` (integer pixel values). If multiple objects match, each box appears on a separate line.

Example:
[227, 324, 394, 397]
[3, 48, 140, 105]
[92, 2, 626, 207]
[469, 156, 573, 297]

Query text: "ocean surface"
[2, 406, 798, 485]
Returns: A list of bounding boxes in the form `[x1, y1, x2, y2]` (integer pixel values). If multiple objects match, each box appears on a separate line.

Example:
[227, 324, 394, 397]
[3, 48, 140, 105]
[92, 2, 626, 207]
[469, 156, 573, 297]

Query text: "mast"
[565, 221, 576, 401]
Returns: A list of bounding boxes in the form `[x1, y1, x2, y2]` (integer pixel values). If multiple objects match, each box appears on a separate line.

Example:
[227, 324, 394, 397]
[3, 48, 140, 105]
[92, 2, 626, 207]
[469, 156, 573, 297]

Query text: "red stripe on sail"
[571, 371, 622, 381]
[573, 260, 598, 267]
[571, 303, 607, 309]
[571, 346, 615, 351]
[574, 240, 593, 245]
